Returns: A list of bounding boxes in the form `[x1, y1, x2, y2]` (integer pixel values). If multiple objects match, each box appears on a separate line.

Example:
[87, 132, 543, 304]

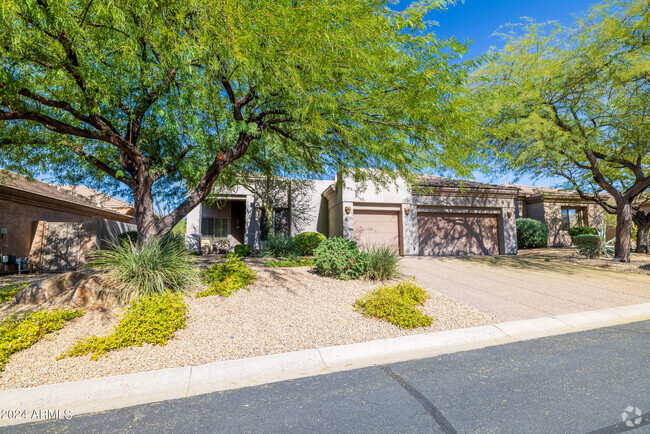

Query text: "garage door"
[354, 209, 400, 252]
[418, 213, 499, 256]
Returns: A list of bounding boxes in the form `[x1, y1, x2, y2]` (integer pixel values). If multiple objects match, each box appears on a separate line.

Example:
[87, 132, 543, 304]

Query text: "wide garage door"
[354, 209, 400, 252]
[418, 213, 499, 256]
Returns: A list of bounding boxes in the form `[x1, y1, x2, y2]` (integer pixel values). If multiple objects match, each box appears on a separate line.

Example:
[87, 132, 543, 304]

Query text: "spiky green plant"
[262, 234, 298, 258]
[88, 233, 198, 300]
[365, 245, 402, 281]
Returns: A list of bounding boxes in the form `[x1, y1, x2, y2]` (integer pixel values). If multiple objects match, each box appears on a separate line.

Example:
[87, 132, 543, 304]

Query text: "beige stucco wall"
[543, 200, 604, 247]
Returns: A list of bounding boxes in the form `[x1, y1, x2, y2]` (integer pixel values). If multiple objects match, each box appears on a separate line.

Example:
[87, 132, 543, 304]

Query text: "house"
[186, 173, 521, 256]
[0, 172, 136, 273]
[508, 184, 605, 247]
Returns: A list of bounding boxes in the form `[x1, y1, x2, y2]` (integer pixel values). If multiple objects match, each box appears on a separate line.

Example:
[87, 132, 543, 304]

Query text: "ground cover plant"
[573, 234, 603, 259]
[262, 234, 298, 258]
[354, 280, 432, 329]
[1, 309, 84, 370]
[198, 255, 257, 297]
[88, 233, 198, 300]
[314, 237, 369, 280]
[263, 257, 314, 268]
[60, 292, 186, 360]
[0, 282, 27, 304]
[365, 245, 401, 281]
[294, 232, 327, 256]
[516, 218, 549, 249]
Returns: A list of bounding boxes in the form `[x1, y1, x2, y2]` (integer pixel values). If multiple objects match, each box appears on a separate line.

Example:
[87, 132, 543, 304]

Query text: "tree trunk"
[265, 205, 274, 239]
[636, 222, 649, 254]
[614, 198, 633, 262]
[131, 171, 159, 242]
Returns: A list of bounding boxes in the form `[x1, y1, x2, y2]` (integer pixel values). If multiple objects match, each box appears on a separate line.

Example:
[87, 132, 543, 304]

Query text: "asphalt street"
[8, 320, 650, 433]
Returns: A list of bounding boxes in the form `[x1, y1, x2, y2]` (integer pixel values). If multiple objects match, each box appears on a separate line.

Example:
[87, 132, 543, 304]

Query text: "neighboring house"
[186, 173, 521, 256]
[0, 172, 136, 273]
[507, 184, 605, 247]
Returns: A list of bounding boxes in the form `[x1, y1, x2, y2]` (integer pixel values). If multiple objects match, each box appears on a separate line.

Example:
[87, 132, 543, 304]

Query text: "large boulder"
[14, 272, 119, 309]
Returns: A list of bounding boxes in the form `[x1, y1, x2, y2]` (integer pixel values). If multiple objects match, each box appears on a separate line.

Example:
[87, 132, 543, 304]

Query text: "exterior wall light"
[404, 207, 411, 215]
[345, 206, 352, 215]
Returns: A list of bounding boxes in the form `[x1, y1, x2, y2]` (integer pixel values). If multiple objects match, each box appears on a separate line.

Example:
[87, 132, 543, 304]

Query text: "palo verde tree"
[472, 0, 650, 261]
[1, 0, 476, 241]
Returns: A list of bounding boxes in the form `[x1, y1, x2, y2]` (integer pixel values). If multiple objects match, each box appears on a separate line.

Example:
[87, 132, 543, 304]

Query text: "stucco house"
[0, 172, 135, 273]
[186, 173, 605, 256]
[509, 184, 605, 247]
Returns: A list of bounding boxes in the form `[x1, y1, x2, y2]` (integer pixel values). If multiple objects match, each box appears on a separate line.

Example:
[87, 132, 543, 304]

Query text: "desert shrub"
[88, 233, 198, 300]
[263, 256, 314, 268]
[116, 230, 140, 245]
[60, 292, 186, 360]
[234, 244, 252, 257]
[365, 245, 401, 281]
[294, 232, 327, 256]
[516, 218, 549, 249]
[568, 226, 598, 242]
[198, 255, 257, 297]
[262, 234, 298, 258]
[1, 309, 84, 370]
[354, 280, 432, 329]
[0, 282, 27, 304]
[314, 237, 369, 280]
[574, 234, 603, 259]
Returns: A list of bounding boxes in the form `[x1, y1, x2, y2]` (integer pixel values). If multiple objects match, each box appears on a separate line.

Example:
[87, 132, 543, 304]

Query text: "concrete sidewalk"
[402, 256, 650, 321]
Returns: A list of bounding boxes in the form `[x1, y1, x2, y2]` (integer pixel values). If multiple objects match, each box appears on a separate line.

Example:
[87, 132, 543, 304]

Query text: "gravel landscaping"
[0, 261, 495, 390]
[517, 248, 650, 275]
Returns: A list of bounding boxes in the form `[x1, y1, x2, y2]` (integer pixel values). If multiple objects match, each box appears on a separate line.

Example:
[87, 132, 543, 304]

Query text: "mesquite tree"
[0, 0, 476, 241]
[472, 0, 650, 261]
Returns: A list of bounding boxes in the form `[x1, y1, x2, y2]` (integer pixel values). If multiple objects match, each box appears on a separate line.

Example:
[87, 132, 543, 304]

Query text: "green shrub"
[116, 230, 140, 245]
[60, 292, 186, 360]
[262, 234, 298, 258]
[573, 234, 603, 259]
[88, 233, 198, 300]
[1, 309, 84, 370]
[568, 226, 598, 242]
[516, 218, 549, 249]
[354, 280, 432, 329]
[263, 256, 314, 268]
[198, 255, 257, 297]
[365, 245, 401, 281]
[0, 282, 27, 304]
[314, 237, 369, 280]
[294, 232, 327, 256]
[234, 244, 252, 257]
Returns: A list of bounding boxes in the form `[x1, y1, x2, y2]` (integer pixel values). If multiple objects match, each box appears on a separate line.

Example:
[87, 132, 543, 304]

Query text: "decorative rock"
[14, 272, 119, 309]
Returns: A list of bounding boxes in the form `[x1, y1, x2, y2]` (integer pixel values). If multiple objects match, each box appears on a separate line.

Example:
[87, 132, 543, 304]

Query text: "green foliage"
[314, 237, 369, 280]
[60, 292, 186, 360]
[88, 233, 198, 300]
[1, 0, 477, 243]
[365, 245, 402, 281]
[234, 244, 252, 257]
[116, 231, 141, 245]
[574, 234, 603, 259]
[0, 282, 27, 304]
[568, 226, 599, 242]
[354, 280, 432, 329]
[516, 218, 549, 249]
[294, 232, 327, 256]
[172, 219, 187, 236]
[0, 309, 84, 370]
[263, 257, 314, 268]
[198, 255, 257, 297]
[262, 234, 297, 258]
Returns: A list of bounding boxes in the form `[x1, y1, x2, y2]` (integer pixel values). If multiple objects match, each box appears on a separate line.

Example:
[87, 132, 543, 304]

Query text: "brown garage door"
[418, 213, 499, 256]
[354, 209, 400, 252]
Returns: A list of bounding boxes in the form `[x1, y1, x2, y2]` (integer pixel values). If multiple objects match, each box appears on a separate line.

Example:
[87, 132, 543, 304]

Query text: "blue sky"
[408, 0, 599, 187]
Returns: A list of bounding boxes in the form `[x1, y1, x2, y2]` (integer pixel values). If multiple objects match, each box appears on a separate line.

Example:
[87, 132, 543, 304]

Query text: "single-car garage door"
[418, 213, 500, 256]
[354, 209, 400, 252]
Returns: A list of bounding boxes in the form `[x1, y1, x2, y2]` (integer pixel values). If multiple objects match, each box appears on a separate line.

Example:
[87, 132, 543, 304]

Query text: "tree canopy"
[471, 0, 650, 261]
[1, 0, 477, 239]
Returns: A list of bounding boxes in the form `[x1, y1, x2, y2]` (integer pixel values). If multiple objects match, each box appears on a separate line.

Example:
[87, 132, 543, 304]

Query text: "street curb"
[2, 302, 649, 427]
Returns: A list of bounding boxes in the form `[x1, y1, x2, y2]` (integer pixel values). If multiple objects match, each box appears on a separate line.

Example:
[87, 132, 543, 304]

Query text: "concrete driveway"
[401, 256, 650, 321]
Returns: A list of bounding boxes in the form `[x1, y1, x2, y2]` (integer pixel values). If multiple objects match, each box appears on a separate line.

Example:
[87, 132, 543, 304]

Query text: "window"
[201, 217, 228, 237]
[259, 208, 290, 241]
[561, 208, 584, 231]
